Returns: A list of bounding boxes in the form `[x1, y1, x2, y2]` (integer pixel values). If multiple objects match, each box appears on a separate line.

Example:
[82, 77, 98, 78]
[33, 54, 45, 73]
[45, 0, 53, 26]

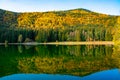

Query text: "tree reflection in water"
[0, 45, 119, 77]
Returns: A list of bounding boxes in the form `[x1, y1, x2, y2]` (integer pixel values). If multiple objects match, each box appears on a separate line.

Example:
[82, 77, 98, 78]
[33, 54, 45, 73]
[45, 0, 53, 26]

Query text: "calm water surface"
[0, 45, 120, 80]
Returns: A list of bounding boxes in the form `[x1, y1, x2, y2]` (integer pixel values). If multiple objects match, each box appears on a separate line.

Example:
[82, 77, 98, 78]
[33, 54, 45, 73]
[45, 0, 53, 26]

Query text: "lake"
[0, 45, 120, 80]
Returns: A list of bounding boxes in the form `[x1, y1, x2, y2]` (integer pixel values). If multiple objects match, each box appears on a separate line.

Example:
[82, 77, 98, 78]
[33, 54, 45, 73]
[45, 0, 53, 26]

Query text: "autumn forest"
[0, 8, 119, 43]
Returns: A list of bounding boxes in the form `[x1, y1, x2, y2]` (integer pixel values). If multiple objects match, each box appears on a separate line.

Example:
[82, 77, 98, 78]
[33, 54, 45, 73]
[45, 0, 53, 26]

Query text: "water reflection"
[18, 45, 23, 53]
[0, 45, 119, 78]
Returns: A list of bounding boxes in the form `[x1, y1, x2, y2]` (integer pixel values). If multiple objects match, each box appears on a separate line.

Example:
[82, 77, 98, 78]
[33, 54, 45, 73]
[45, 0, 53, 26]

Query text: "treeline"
[0, 27, 113, 43]
[0, 8, 119, 43]
[0, 29, 36, 43]
[36, 27, 113, 42]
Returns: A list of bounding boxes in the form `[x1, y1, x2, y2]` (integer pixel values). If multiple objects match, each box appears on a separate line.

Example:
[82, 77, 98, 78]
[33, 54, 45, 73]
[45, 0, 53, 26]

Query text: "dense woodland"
[0, 8, 119, 43]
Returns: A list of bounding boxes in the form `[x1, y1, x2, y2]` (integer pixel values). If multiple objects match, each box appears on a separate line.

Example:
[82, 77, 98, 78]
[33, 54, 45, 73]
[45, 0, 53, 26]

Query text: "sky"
[0, 0, 120, 15]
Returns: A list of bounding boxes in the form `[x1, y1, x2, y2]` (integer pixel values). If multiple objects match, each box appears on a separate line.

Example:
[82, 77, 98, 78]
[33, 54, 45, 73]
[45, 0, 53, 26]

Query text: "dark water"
[0, 45, 120, 80]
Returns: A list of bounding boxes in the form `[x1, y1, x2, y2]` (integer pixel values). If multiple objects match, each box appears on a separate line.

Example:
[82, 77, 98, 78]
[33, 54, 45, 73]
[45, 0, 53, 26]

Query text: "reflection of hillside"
[18, 56, 115, 76]
[0, 45, 119, 77]
[17, 45, 115, 76]
[112, 46, 120, 68]
[0, 45, 35, 77]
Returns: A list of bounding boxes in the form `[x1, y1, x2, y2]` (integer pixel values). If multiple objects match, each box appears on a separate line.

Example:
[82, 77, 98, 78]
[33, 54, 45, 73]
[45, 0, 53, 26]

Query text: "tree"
[18, 34, 23, 43]
[75, 30, 80, 41]
[113, 17, 120, 44]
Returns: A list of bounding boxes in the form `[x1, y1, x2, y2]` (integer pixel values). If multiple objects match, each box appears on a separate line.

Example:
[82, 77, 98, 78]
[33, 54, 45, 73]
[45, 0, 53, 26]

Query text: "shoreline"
[0, 41, 114, 45]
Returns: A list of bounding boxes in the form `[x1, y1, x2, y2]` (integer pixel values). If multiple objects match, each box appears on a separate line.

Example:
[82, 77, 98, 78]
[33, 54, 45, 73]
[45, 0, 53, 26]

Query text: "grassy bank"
[0, 41, 114, 45]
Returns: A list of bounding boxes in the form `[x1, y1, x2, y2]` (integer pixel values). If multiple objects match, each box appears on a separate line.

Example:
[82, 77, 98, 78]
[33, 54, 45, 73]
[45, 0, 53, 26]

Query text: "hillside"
[0, 8, 119, 43]
[0, 8, 117, 29]
[0, 9, 18, 28]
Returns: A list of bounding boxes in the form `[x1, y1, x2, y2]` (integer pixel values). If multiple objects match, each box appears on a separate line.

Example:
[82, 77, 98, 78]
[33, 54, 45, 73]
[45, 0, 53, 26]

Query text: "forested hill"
[0, 8, 119, 43]
[0, 8, 118, 29]
[0, 9, 18, 28]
